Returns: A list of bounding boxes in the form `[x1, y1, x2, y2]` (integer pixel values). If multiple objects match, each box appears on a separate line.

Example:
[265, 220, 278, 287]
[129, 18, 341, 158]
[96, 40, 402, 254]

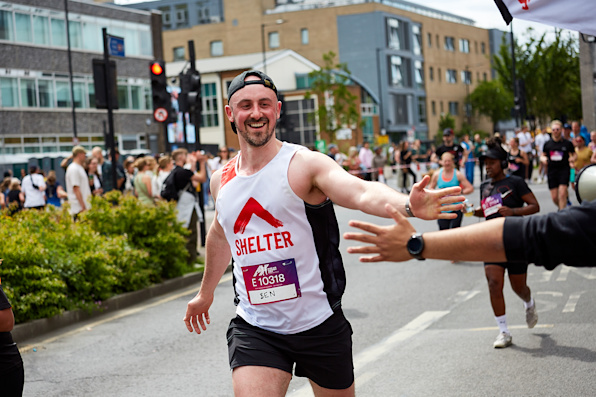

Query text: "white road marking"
[563, 292, 585, 313]
[288, 311, 449, 397]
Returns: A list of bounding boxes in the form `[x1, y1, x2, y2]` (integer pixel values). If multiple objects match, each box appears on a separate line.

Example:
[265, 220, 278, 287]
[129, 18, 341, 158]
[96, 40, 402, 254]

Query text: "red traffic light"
[150, 62, 163, 76]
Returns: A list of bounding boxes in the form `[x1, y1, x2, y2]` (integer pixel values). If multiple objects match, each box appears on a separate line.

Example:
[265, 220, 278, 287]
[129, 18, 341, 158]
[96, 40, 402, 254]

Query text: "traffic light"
[149, 60, 176, 124]
[179, 70, 201, 123]
[514, 78, 527, 120]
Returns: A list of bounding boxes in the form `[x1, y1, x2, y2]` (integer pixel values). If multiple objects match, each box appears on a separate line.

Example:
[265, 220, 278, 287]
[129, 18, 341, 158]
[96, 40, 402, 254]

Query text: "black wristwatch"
[407, 233, 425, 260]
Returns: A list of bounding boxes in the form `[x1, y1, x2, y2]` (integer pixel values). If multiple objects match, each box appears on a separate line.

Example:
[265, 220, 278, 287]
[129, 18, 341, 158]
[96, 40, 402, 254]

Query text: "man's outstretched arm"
[343, 204, 506, 263]
[344, 201, 596, 269]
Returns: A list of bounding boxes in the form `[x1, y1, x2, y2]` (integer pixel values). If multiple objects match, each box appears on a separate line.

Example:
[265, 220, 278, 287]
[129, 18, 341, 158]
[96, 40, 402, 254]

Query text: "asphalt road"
[19, 172, 596, 396]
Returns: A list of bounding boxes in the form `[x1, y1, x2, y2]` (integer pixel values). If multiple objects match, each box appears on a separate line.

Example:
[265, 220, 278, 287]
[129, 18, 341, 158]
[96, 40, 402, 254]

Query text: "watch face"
[408, 235, 423, 254]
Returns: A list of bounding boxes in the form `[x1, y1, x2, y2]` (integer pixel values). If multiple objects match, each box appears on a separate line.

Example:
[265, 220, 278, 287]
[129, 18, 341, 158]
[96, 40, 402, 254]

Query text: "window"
[55, 81, 70, 107]
[461, 70, 472, 85]
[268, 31, 280, 49]
[427, 32, 432, 47]
[130, 85, 144, 110]
[418, 97, 427, 124]
[438, 68, 441, 83]
[444, 36, 455, 51]
[38, 80, 54, 108]
[475, 41, 478, 54]
[201, 82, 219, 127]
[390, 56, 404, 87]
[431, 100, 436, 116]
[210, 40, 223, 56]
[158, 6, 171, 27]
[15, 12, 32, 43]
[448, 101, 459, 115]
[82, 19, 100, 51]
[50, 18, 67, 47]
[173, 46, 185, 61]
[175, 4, 188, 25]
[429, 66, 434, 82]
[0, 10, 14, 41]
[20, 79, 37, 107]
[481, 42, 486, 54]
[459, 38, 470, 53]
[483, 72, 487, 81]
[414, 61, 424, 90]
[68, 20, 82, 49]
[117, 84, 129, 110]
[393, 94, 408, 124]
[412, 25, 422, 55]
[301, 28, 309, 45]
[278, 98, 316, 146]
[440, 101, 444, 113]
[465, 103, 472, 118]
[387, 18, 400, 50]
[0, 78, 18, 107]
[446, 69, 457, 84]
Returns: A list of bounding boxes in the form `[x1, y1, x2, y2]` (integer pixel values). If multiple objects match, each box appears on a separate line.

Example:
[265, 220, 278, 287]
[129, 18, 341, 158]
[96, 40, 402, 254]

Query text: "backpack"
[160, 168, 180, 201]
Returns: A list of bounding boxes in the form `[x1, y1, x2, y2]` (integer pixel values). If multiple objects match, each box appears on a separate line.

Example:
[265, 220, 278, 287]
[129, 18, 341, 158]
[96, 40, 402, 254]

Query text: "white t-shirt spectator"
[517, 131, 533, 154]
[534, 132, 550, 155]
[65, 162, 92, 215]
[21, 173, 46, 208]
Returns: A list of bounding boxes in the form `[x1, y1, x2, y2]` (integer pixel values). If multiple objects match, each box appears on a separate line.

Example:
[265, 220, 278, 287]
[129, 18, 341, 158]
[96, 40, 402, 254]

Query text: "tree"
[492, 29, 581, 126]
[468, 80, 513, 133]
[306, 51, 361, 143]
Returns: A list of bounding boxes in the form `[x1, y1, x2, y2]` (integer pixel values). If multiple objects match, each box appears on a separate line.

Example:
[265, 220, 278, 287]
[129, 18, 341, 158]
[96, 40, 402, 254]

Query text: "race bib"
[481, 194, 502, 217]
[242, 259, 301, 305]
[550, 150, 563, 161]
[509, 162, 519, 172]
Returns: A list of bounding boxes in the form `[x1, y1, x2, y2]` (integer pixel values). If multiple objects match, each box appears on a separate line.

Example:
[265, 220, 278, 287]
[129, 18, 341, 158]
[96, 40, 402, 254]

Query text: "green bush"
[0, 193, 191, 324]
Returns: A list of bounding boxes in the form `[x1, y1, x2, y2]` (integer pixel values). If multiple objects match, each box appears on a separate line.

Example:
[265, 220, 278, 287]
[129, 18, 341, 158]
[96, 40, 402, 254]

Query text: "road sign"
[154, 107, 168, 123]
[108, 35, 125, 57]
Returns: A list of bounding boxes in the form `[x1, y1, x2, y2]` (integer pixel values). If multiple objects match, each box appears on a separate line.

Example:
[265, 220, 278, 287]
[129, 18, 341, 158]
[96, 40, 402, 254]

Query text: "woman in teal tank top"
[430, 152, 474, 230]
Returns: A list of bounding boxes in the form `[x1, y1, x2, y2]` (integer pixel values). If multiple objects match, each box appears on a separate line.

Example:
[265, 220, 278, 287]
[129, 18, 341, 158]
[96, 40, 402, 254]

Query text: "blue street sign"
[108, 35, 125, 57]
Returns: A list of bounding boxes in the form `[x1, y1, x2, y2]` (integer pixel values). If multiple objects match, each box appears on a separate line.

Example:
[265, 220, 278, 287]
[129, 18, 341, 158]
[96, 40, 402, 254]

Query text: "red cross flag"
[494, 0, 596, 36]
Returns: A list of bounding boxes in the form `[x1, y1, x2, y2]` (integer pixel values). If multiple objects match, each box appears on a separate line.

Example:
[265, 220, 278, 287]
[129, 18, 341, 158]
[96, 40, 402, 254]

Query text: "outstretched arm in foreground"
[343, 203, 506, 263]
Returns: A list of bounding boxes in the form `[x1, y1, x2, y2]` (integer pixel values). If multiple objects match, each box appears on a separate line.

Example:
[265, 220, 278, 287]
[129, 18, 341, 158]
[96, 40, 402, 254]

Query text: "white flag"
[494, 0, 596, 36]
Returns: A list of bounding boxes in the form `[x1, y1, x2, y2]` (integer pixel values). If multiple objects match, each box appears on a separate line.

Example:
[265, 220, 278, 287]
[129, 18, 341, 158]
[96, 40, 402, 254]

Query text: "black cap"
[480, 146, 506, 161]
[227, 70, 278, 102]
[443, 128, 454, 136]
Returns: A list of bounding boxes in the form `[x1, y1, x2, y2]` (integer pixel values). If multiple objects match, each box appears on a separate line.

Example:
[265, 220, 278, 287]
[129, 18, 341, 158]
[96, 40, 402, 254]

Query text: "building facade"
[0, 0, 162, 177]
[125, 0, 494, 144]
[580, 37, 596, 131]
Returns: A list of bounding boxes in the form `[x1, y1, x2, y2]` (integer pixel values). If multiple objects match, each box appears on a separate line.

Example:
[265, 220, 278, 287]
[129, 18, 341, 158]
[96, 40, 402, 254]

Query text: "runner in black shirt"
[474, 139, 540, 348]
[0, 269, 24, 396]
[541, 120, 576, 210]
[436, 128, 464, 169]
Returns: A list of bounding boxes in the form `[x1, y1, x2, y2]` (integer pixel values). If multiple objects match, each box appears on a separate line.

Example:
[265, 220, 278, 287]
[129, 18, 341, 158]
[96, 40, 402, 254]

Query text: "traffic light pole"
[188, 40, 206, 246]
[102, 28, 118, 191]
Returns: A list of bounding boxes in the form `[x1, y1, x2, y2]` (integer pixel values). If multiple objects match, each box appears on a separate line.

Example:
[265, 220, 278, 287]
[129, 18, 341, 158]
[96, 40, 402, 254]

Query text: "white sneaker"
[493, 332, 512, 348]
[526, 303, 538, 329]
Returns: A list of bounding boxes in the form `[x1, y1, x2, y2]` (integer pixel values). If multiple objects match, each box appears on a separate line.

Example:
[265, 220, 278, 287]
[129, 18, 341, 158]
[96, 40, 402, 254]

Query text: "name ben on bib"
[235, 231, 294, 256]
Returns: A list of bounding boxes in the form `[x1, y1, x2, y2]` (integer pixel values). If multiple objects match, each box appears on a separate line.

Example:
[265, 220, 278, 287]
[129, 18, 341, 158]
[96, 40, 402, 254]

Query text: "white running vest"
[216, 142, 333, 334]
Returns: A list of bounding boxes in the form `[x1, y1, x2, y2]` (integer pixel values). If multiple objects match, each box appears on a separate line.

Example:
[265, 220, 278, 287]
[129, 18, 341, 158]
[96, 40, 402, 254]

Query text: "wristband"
[405, 199, 415, 218]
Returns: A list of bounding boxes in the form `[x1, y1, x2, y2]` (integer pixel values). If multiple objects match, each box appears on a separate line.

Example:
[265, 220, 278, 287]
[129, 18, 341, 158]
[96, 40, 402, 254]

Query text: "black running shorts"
[226, 309, 354, 390]
[547, 167, 570, 189]
[484, 261, 529, 275]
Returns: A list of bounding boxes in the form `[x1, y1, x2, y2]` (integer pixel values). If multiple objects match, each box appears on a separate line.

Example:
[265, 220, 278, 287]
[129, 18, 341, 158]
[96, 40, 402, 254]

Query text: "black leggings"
[437, 210, 463, 230]
[401, 167, 416, 189]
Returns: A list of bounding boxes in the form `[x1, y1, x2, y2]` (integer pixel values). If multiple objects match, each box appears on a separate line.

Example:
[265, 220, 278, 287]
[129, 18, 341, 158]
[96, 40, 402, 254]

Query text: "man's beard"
[237, 118, 277, 147]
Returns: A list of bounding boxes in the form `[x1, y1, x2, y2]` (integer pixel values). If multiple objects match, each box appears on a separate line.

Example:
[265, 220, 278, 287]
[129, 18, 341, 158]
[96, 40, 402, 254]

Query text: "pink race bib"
[242, 258, 301, 305]
[481, 194, 502, 217]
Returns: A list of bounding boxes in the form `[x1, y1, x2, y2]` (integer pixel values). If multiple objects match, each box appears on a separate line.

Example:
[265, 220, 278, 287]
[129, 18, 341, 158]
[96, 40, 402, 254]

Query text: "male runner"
[183, 70, 464, 396]
[542, 120, 576, 210]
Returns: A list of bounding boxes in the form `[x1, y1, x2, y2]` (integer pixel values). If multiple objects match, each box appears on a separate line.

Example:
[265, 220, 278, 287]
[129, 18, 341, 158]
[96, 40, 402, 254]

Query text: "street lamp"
[261, 19, 285, 75]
